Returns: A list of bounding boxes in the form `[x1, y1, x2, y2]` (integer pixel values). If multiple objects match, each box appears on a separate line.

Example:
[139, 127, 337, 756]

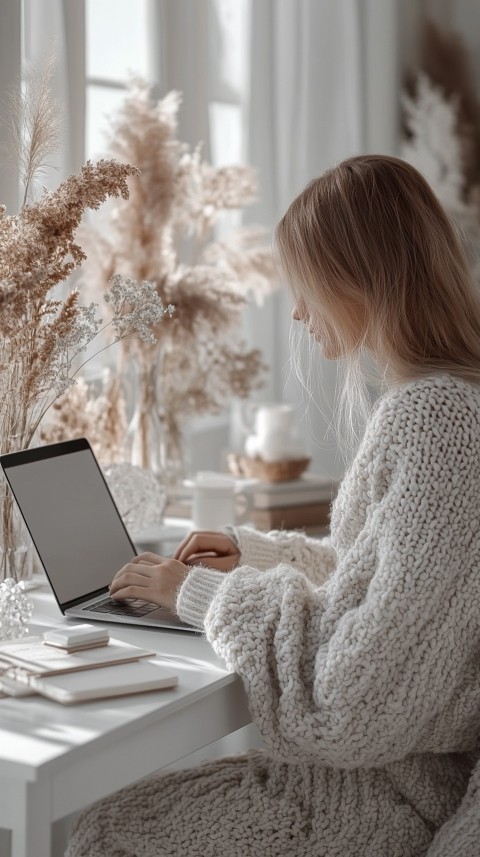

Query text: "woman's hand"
[174, 530, 240, 572]
[109, 552, 189, 612]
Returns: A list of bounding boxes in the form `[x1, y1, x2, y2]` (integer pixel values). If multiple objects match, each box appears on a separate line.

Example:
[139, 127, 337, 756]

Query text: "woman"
[67, 155, 480, 857]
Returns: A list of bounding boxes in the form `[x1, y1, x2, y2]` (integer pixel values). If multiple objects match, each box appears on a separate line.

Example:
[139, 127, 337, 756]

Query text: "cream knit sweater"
[67, 375, 480, 857]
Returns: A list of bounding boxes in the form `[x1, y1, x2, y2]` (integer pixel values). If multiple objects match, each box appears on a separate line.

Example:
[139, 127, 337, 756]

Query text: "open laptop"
[0, 438, 197, 632]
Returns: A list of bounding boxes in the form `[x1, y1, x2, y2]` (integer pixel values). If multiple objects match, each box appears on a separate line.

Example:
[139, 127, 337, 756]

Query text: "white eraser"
[43, 624, 110, 647]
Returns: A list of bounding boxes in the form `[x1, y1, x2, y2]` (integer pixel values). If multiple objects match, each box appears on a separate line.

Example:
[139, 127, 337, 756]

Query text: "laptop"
[0, 438, 197, 632]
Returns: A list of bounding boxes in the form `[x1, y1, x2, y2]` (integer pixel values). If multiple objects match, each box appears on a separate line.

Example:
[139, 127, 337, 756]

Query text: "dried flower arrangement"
[75, 80, 278, 485]
[401, 20, 480, 284]
[0, 61, 171, 581]
[39, 373, 128, 465]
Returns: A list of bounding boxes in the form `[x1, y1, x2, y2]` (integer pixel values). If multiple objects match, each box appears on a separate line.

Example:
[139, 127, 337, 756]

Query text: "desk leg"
[10, 780, 52, 857]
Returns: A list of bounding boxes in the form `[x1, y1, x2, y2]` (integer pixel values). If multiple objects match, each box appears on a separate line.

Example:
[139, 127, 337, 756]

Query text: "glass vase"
[0, 478, 34, 582]
[126, 354, 187, 495]
[128, 399, 164, 477]
[158, 410, 187, 492]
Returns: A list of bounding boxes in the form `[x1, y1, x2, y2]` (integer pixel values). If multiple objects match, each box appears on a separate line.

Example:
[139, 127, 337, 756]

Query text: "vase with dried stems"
[0, 57, 171, 583]
[0, 488, 33, 582]
[159, 403, 186, 491]
[79, 79, 278, 494]
[127, 354, 164, 477]
[125, 346, 184, 490]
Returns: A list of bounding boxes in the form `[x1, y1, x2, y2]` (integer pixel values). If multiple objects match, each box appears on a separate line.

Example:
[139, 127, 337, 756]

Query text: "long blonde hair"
[275, 154, 480, 452]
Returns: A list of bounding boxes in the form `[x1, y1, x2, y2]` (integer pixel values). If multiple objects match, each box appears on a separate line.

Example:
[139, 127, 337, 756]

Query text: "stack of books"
[166, 474, 338, 533]
[0, 626, 178, 704]
[248, 474, 338, 533]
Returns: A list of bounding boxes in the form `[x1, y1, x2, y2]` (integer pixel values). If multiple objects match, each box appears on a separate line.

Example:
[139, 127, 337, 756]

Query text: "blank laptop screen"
[2, 444, 136, 606]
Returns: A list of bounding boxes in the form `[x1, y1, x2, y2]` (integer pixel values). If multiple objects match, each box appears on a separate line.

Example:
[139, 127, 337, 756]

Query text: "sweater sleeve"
[178, 380, 480, 769]
[226, 525, 336, 586]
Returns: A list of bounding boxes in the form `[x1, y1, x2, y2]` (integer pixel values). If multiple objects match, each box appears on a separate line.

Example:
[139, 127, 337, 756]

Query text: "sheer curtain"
[244, 0, 400, 478]
[23, 0, 86, 185]
[0, 0, 85, 214]
[0, 1, 21, 214]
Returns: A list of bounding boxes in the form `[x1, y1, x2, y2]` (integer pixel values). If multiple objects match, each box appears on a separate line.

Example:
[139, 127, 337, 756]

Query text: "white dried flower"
[105, 274, 174, 344]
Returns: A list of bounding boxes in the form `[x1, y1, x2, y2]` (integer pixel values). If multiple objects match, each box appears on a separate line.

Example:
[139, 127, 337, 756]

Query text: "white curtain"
[0, 0, 22, 214]
[150, 0, 212, 156]
[0, 0, 85, 214]
[22, 0, 86, 187]
[243, 0, 400, 478]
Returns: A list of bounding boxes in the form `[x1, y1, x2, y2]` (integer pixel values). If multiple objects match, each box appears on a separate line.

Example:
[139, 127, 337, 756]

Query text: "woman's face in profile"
[292, 301, 343, 360]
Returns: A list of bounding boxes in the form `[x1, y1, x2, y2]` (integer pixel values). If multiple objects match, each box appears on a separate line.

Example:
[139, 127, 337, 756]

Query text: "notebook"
[0, 635, 156, 676]
[0, 438, 197, 632]
[3, 659, 179, 704]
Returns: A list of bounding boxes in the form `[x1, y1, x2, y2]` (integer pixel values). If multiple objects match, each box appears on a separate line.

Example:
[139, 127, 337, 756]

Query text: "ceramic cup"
[188, 473, 252, 530]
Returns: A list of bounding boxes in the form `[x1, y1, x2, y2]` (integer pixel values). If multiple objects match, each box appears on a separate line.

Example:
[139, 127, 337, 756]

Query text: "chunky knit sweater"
[67, 374, 480, 857]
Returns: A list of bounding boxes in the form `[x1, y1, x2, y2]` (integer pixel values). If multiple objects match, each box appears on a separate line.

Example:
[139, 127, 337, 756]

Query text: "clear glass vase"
[158, 410, 187, 492]
[127, 355, 187, 495]
[0, 478, 34, 582]
[128, 402, 164, 477]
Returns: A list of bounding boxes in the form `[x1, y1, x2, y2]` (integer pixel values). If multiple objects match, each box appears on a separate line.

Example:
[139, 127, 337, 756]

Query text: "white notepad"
[0, 636, 155, 676]
[27, 659, 179, 704]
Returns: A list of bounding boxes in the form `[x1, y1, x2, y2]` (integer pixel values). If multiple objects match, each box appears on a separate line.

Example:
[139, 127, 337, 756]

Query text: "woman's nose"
[292, 305, 302, 321]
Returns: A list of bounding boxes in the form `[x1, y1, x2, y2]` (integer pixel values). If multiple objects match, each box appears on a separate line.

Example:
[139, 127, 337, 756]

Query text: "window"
[86, 0, 251, 172]
[86, 0, 154, 160]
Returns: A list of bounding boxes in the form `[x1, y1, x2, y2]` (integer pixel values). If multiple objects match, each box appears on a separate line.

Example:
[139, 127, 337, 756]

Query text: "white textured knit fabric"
[67, 375, 480, 857]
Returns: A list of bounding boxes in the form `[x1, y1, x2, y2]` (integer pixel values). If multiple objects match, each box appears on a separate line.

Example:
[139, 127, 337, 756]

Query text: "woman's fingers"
[110, 585, 152, 601]
[112, 555, 170, 584]
[175, 532, 237, 564]
[173, 531, 219, 560]
[131, 552, 163, 565]
[110, 558, 189, 611]
[109, 568, 153, 594]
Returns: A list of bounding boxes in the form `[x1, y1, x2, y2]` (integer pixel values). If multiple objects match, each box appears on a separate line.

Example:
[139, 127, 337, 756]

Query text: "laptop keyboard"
[83, 597, 159, 617]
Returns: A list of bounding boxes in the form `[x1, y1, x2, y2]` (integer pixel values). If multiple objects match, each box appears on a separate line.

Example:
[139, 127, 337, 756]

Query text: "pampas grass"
[2, 48, 63, 205]
[402, 18, 480, 288]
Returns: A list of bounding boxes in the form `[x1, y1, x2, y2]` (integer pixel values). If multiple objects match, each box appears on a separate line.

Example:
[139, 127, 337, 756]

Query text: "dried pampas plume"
[2, 47, 63, 205]
[416, 19, 480, 191]
[402, 18, 480, 288]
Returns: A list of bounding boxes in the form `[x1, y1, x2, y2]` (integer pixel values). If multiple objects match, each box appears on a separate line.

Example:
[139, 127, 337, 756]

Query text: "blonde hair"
[275, 154, 480, 452]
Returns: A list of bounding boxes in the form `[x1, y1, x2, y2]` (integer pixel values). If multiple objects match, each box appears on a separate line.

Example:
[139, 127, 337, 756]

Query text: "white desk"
[0, 578, 252, 857]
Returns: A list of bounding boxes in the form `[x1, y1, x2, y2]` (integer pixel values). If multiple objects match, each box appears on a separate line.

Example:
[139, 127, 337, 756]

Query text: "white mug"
[188, 473, 252, 530]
